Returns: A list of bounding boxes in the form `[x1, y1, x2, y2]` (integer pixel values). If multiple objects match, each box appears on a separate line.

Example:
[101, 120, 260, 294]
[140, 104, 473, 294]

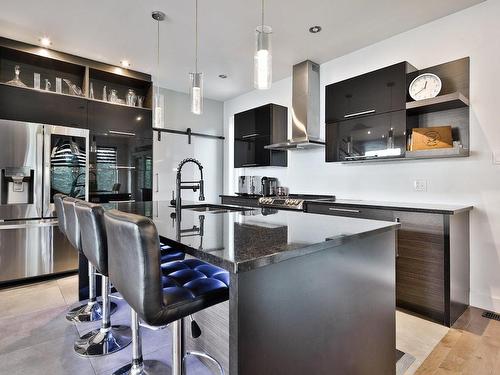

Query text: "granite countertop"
[105, 201, 399, 274]
[220, 195, 472, 215]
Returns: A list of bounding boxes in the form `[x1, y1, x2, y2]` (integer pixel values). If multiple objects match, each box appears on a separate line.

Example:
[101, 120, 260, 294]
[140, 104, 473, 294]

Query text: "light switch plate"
[493, 151, 500, 164]
[414, 179, 427, 192]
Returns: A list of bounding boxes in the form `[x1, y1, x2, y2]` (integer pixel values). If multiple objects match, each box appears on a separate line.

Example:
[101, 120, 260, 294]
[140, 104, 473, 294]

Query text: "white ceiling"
[0, 0, 484, 101]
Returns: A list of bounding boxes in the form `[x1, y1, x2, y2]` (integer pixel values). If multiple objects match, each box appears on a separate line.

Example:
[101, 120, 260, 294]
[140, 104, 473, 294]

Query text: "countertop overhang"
[105, 201, 400, 273]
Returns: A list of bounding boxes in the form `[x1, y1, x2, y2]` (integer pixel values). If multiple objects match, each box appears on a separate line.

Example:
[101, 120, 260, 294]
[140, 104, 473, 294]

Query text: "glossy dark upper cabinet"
[326, 110, 409, 162]
[234, 104, 287, 168]
[0, 84, 87, 128]
[87, 100, 152, 139]
[325, 62, 415, 123]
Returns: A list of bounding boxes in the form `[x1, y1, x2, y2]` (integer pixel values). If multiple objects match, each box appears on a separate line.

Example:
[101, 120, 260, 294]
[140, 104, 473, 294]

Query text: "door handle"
[328, 207, 361, 213]
[155, 173, 159, 193]
[344, 109, 375, 118]
[241, 133, 260, 139]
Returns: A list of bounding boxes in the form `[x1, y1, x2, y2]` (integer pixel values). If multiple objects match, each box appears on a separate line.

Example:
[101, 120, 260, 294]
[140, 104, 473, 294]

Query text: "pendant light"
[152, 11, 165, 128]
[190, 0, 203, 115]
[254, 0, 272, 90]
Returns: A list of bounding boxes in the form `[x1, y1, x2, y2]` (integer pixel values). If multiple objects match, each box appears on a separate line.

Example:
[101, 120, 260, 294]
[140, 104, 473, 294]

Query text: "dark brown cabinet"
[306, 202, 470, 327]
[325, 62, 413, 124]
[234, 104, 287, 168]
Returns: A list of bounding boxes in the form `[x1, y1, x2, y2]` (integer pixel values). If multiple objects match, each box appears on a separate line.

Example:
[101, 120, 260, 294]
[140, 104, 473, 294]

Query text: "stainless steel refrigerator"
[0, 119, 89, 283]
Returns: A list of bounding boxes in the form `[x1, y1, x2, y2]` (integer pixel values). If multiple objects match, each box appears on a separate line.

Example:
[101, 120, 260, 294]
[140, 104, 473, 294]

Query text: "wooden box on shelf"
[410, 126, 453, 151]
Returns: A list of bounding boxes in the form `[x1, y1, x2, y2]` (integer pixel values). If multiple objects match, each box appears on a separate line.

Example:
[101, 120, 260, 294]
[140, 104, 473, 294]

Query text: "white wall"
[223, 0, 500, 311]
[153, 88, 224, 203]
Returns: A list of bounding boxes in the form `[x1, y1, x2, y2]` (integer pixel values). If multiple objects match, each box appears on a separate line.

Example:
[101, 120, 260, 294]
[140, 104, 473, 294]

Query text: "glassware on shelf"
[89, 82, 94, 99]
[63, 79, 84, 96]
[56, 77, 62, 93]
[108, 89, 119, 103]
[102, 85, 107, 101]
[126, 89, 137, 106]
[137, 96, 144, 108]
[6, 65, 27, 88]
[44, 79, 52, 91]
[34, 73, 41, 90]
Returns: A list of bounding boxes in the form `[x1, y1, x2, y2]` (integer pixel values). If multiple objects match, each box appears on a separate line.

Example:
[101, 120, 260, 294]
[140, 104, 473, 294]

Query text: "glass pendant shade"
[153, 85, 164, 128]
[190, 72, 203, 115]
[254, 25, 272, 90]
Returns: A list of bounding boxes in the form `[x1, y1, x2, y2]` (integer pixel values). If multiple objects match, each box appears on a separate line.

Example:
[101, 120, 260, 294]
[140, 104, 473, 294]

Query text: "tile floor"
[0, 274, 449, 375]
[0, 275, 211, 375]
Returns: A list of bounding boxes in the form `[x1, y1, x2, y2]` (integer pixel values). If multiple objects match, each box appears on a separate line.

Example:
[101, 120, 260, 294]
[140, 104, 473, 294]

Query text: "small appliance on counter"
[261, 177, 278, 197]
[237, 176, 279, 197]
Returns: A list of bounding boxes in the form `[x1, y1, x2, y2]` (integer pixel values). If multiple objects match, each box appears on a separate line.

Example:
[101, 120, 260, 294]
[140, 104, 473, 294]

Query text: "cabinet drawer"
[306, 203, 394, 221]
[221, 196, 259, 208]
[325, 62, 409, 123]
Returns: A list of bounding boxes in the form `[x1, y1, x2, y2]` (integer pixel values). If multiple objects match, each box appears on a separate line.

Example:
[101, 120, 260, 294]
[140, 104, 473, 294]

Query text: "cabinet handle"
[328, 207, 361, 213]
[155, 173, 159, 193]
[344, 109, 375, 118]
[241, 163, 259, 167]
[241, 133, 260, 139]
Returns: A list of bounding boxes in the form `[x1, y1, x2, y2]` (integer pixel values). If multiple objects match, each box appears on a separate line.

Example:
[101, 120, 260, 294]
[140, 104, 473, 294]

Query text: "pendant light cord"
[261, 0, 264, 29]
[195, 0, 199, 73]
[156, 18, 160, 82]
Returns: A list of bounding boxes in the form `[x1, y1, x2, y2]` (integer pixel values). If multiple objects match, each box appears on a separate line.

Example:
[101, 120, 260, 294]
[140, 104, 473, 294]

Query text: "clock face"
[409, 73, 442, 101]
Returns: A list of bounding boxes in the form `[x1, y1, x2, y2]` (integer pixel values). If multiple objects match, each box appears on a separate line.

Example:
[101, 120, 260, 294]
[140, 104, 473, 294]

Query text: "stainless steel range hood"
[265, 60, 324, 151]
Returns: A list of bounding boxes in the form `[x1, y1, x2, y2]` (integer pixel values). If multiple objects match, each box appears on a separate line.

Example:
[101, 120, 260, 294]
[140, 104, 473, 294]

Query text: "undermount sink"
[182, 204, 251, 213]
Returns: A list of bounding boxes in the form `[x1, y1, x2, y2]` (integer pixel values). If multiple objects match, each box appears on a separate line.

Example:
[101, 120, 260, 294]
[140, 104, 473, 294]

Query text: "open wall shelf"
[406, 92, 469, 115]
[0, 37, 152, 111]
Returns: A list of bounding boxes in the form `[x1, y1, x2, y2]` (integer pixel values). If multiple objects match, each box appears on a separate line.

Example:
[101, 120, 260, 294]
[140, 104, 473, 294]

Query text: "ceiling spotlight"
[39, 37, 52, 47]
[120, 60, 130, 68]
[218, 74, 228, 79]
[136, 115, 143, 121]
[309, 25, 322, 34]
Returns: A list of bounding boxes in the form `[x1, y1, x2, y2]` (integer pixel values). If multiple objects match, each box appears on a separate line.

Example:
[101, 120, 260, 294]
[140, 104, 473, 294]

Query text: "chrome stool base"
[112, 360, 171, 375]
[183, 351, 224, 375]
[74, 325, 132, 357]
[66, 301, 117, 323]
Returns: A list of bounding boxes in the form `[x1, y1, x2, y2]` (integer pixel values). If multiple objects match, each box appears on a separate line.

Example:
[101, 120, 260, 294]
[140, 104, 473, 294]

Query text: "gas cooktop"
[258, 194, 336, 211]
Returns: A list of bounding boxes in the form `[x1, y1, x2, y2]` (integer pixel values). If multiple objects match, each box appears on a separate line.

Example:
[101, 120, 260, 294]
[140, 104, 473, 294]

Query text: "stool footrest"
[183, 350, 225, 375]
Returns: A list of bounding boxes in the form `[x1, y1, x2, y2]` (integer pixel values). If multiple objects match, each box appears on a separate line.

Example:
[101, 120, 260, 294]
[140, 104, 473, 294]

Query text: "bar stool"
[62, 196, 117, 322]
[73, 201, 133, 356]
[104, 209, 229, 375]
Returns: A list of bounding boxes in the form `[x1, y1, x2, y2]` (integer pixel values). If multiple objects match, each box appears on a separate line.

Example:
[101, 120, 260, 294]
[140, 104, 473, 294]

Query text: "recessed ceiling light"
[120, 60, 130, 68]
[309, 26, 322, 34]
[218, 74, 228, 79]
[39, 37, 52, 47]
[136, 115, 143, 121]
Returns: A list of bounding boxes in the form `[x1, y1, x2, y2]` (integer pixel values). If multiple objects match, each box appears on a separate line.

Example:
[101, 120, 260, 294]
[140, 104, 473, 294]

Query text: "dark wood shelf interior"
[0, 46, 85, 95]
[406, 92, 469, 115]
[0, 38, 152, 109]
[89, 69, 151, 109]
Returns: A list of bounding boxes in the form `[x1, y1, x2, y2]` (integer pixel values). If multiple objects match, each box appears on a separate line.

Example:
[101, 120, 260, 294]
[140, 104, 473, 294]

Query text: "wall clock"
[409, 73, 442, 101]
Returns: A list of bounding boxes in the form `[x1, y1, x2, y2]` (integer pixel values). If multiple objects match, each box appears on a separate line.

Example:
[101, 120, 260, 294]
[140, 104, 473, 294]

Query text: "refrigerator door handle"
[0, 220, 58, 230]
[35, 126, 44, 218]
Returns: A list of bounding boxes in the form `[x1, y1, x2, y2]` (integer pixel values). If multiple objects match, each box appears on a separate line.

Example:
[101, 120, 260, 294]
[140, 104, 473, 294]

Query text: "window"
[96, 147, 117, 192]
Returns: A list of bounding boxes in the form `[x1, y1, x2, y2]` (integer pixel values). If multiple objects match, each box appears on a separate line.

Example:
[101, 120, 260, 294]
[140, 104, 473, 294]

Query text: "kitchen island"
[83, 201, 400, 374]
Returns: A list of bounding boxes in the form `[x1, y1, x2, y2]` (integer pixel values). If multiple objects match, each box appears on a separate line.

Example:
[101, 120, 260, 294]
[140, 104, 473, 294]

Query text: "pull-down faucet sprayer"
[173, 158, 205, 213]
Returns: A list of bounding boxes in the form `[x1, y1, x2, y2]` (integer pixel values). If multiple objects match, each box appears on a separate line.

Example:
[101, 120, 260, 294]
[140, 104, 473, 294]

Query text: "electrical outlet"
[414, 179, 427, 192]
[493, 151, 500, 164]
